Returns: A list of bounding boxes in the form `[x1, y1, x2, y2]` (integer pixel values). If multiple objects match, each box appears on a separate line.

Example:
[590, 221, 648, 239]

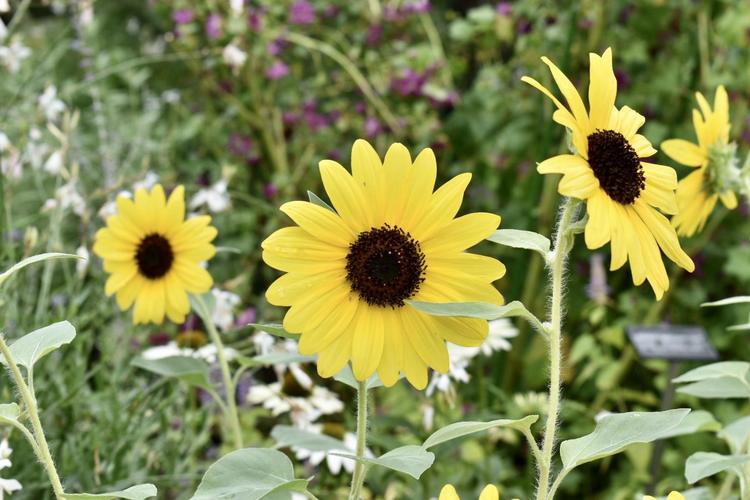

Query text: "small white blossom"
[43, 150, 64, 175]
[0, 20, 6, 42]
[421, 402, 435, 431]
[247, 381, 343, 427]
[295, 426, 372, 475]
[0, 438, 22, 498]
[211, 288, 241, 331]
[141, 341, 238, 364]
[230, 0, 244, 15]
[0, 1, 9, 13]
[50, 179, 85, 216]
[190, 179, 231, 213]
[0, 132, 9, 151]
[222, 43, 247, 70]
[133, 171, 159, 191]
[480, 318, 518, 356]
[26, 128, 49, 169]
[161, 89, 180, 103]
[0, 38, 31, 73]
[252, 330, 276, 356]
[38, 85, 66, 123]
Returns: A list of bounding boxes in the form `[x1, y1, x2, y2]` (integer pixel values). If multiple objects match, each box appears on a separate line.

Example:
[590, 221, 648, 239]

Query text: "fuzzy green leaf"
[1, 321, 76, 369]
[422, 415, 538, 450]
[271, 425, 347, 452]
[0, 403, 20, 424]
[718, 416, 750, 453]
[308, 191, 334, 212]
[0, 253, 81, 288]
[334, 445, 435, 480]
[248, 323, 297, 340]
[131, 356, 213, 391]
[486, 229, 551, 256]
[63, 484, 157, 500]
[685, 452, 750, 484]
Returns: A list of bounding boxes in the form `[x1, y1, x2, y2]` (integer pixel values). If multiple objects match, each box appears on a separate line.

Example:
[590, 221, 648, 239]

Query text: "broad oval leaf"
[702, 296, 750, 307]
[63, 484, 157, 500]
[486, 229, 551, 256]
[190, 448, 310, 500]
[271, 425, 347, 452]
[334, 445, 435, 480]
[408, 300, 528, 321]
[718, 415, 750, 453]
[684, 452, 750, 484]
[131, 356, 212, 391]
[333, 364, 387, 390]
[560, 409, 690, 471]
[0, 253, 81, 287]
[0, 403, 20, 424]
[1, 321, 76, 369]
[248, 323, 297, 340]
[422, 415, 538, 450]
[673, 361, 750, 383]
[677, 378, 750, 399]
[657, 411, 720, 439]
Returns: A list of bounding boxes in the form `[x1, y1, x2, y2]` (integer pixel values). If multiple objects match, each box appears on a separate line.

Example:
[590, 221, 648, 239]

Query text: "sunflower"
[93, 185, 217, 325]
[262, 139, 504, 389]
[644, 492, 684, 500]
[662, 85, 738, 237]
[521, 47, 694, 299]
[439, 484, 501, 500]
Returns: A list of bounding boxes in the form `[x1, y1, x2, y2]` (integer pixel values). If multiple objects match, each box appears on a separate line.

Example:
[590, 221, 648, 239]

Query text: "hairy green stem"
[0, 334, 65, 498]
[348, 380, 369, 500]
[192, 295, 243, 450]
[536, 198, 578, 500]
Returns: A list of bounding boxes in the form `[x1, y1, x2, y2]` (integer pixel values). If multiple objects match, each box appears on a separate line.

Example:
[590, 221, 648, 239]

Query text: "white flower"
[246, 381, 343, 427]
[43, 150, 64, 175]
[0, 438, 22, 498]
[480, 318, 518, 356]
[222, 43, 247, 70]
[26, 128, 48, 169]
[230, 0, 244, 15]
[0, 132, 9, 151]
[252, 330, 276, 356]
[0, 38, 31, 73]
[141, 341, 238, 364]
[0, 19, 6, 42]
[38, 85, 66, 123]
[132, 171, 158, 191]
[1, 151, 21, 180]
[294, 426, 371, 475]
[190, 179, 231, 213]
[421, 402, 435, 431]
[161, 89, 180, 103]
[211, 288, 241, 331]
[75, 245, 89, 277]
[0, 1, 9, 13]
[50, 179, 85, 216]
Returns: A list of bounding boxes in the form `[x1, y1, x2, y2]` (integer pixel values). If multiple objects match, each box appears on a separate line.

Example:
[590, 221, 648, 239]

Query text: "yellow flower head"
[522, 47, 694, 299]
[662, 85, 738, 237]
[262, 139, 504, 389]
[643, 492, 685, 500]
[439, 484, 500, 500]
[93, 185, 217, 325]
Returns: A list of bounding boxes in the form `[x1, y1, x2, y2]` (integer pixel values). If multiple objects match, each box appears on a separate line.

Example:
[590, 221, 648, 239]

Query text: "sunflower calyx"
[705, 141, 741, 196]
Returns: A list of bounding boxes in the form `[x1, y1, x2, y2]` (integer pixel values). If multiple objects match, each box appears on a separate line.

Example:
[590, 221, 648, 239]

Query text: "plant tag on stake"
[626, 325, 718, 361]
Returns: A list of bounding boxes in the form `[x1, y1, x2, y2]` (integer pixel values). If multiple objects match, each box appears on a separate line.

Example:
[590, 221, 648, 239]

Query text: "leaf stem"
[192, 294, 243, 450]
[0, 334, 65, 498]
[348, 379, 369, 500]
[536, 198, 579, 500]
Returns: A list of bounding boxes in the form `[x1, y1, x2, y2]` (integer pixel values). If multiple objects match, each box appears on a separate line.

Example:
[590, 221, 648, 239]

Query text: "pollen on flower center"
[587, 129, 645, 204]
[345, 225, 426, 308]
[136, 233, 174, 279]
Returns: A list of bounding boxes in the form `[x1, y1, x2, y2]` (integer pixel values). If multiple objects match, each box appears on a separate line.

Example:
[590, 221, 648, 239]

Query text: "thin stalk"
[0, 334, 65, 498]
[536, 198, 578, 500]
[192, 295, 243, 450]
[348, 380, 369, 500]
[715, 471, 735, 500]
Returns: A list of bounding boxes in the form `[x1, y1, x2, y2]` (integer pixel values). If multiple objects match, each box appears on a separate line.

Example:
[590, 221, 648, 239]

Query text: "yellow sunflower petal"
[634, 201, 694, 272]
[431, 316, 488, 347]
[262, 227, 347, 273]
[411, 173, 472, 241]
[584, 191, 610, 249]
[615, 105, 645, 140]
[558, 163, 599, 199]
[421, 213, 501, 255]
[280, 201, 354, 247]
[426, 253, 506, 282]
[382, 143, 413, 226]
[537, 154, 588, 175]
[588, 48, 617, 131]
[282, 285, 349, 334]
[317, 333, 353, 379]
[266, 269, 346, 306]
[298, 296, 359, 355]
[172, 258, 213, 293]
[400, 147, 437, 230]
[402, 332, 429, 390]
[540, 55, 590, 133]
[351, 139, 386, 224]
[319, 159, 370, 232]
[115, 275, 145, 311]
[403, 307, 449, 373]
[479, 485, 500, 500]
[105, 268, 136, 296]
[377, 309, 404, 387]
[630, 134, 657, 158]
[661, 139, 705, 167]
[721, 190, 738, 209]
[351, 308, 384, 381]
[164, 186, 186, 231]
[439, 485, 460, 500]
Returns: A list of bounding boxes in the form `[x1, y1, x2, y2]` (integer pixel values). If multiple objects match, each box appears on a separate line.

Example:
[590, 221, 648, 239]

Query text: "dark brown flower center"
[136, 233, 174, 279]
[587, 129, 645, 204]
[345, 225, 426, 308]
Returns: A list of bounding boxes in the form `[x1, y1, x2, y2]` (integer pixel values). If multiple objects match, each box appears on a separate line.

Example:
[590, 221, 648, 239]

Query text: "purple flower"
[266, 61, 290, 80]
[205, 14, 221, 39]
[496, 1, 512, 16]
[247, 8, 263, 31]
[364, 117, 382, 138]
[289, 0, 315, 25]
[355, 101, 366, 114]
[614, 69, 631, 90]
[383, 6, 403, 21]
[235, 307, 257, 327]
[327, 149, 342, 161]
[227, 133, 253, 158]
[403, 0, 430, 14]
[267, 37, 287, 56]
[366, 24, 382, 45]
[391, 68, 432, 97]
[263, 183, 278, 199]
[323, 5, 338, 17]
[173, 9, 193, 25]
[302, 101, 329, 130]
[516, 18, 532, 34]
[282, 111, 299, 125]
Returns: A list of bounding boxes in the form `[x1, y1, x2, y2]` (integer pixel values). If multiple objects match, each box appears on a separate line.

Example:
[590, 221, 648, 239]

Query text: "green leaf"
[271, 425, 347, 452]
[63, 484, 157, 500]
[0, 403, 20, 424]
[560, 409, 690, 471]
[702, 296, 750, 307]
[407, 300, 545, 334]
[334, 445, 434, 480]
[728, 323, 750, 331]
[422, 415, 538, 450]
[1, 321, 76, 369]
[684, 452, 750, 484]
[674, 362, 750, 399]
[308, 191, 334, 212]
[333, 365, 387, 390]
[0, 252, 81, 287]
[718, 415, 750, 453]
[131, 356, 213, 391]
[239, 352, 315, 367]
[189, 448, 310, 500]
[657, 411, 721, 439]
[486, 229, 551, 256]
[248, 323, 297, 340]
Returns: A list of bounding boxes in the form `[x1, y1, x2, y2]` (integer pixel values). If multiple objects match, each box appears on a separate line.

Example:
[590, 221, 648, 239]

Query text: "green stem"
[192, 295, 243, 450]
[536, 198, 578, 500]
[348, 380, 369, 500]
[0, 334, 65, 498]
[715, 471, 735, 500]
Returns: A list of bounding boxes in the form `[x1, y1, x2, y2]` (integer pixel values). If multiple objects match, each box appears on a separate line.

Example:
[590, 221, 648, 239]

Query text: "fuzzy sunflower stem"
[192, 294, 243, 450]
[348, 379, 369, 500]
[0, 334, 65, 499]
[536, 198, 579, 500]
